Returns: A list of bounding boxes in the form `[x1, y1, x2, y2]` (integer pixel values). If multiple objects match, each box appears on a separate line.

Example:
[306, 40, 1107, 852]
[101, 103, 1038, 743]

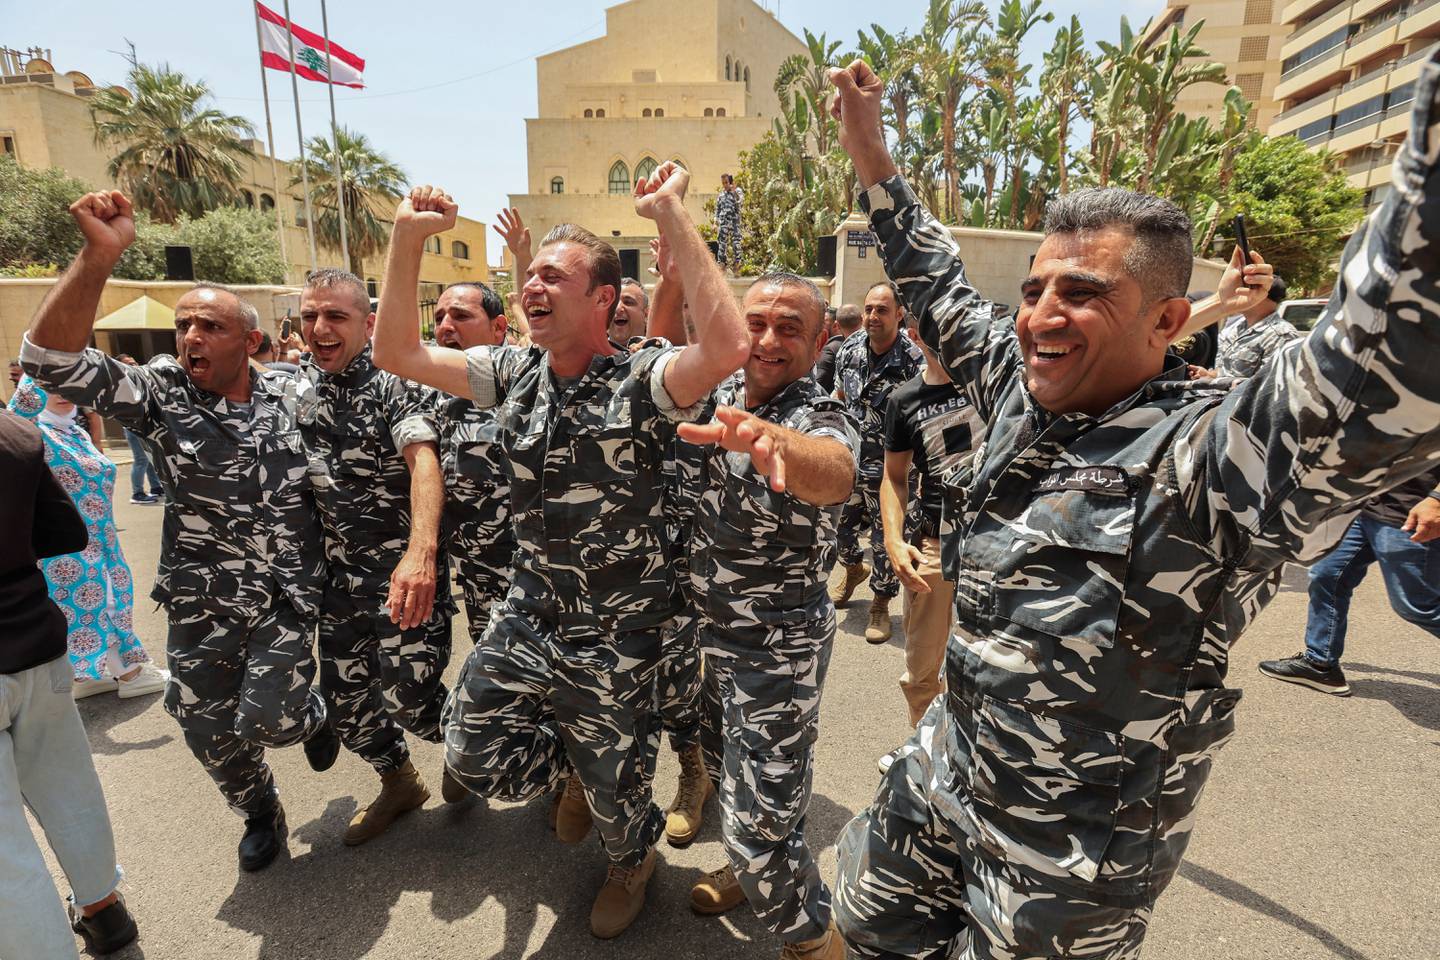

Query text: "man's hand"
[649, 233, 677, 279]
[828, 59, 896, 187]
[386, 547, 437, 630]
[1187, 364, 1216, 380]
[394, 185, 457, 240]
[634, 161, 690, 220]
[1402, 497, 1440, 543]
[71, 191, 136, 262]
[493, 207, 531, 259]
[1218, 245, 1274, 313]
[679, 406, 788, 492]
[886, 539, 930, 594]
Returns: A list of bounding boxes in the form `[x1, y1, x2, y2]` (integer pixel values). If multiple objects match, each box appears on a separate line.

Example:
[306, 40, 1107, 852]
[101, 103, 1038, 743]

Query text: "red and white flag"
[256, 2, 365, 88]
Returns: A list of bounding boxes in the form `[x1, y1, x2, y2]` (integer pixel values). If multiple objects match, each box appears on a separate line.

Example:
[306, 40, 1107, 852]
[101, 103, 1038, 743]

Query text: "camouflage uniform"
[433, 389, 516, 633]
[715, 187, 743, 269]
[657, 433, 707, 752]
[834, 329, 924, 599]
[671, 372, 858, 944]
[19, 340, 327, 818]
[297, 346, 451, 773]
[1213, 311, 1302, 379]
[444, 343, 698, 867]
[833, 58, 1440, 960]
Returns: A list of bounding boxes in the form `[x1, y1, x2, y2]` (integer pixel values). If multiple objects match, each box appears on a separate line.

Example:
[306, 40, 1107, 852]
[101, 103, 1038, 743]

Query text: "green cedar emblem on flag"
[297, 46, 326, 73]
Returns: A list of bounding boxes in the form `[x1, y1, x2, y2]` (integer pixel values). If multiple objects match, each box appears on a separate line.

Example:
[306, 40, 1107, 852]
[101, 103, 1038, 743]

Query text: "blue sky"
[7, 0, 1160, 264]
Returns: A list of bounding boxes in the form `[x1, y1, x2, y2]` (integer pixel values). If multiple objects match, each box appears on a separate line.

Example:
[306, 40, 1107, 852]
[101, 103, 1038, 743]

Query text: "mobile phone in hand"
[1232, 214, 1251, 270]
[280, 316, 292, 341]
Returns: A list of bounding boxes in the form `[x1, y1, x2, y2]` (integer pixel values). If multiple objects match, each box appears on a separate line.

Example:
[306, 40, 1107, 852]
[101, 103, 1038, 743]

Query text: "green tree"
[90, 64, 255, 224]
[292, 126, 406, 276]
[1129, 21, 1228, 193]
[175, 206, 286, 284]
[913, 0, 990, 222]
[1225, 135, 1363, 292]
[0, 155, 90, 269]
[1040, 15, 1092, 195]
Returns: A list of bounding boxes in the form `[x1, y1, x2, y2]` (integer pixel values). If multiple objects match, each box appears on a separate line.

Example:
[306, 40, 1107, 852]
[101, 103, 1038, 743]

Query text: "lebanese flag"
[256, 2, 365, 88]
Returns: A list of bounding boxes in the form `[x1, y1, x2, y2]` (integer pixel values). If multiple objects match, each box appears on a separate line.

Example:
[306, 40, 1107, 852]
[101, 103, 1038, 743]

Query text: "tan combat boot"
[829, 562, 869, 607]
[665, 742, 713, 846]
[589, 847, 657, 939]
[689, 862, 746, 916]
[344, 759, 429, 846]
[780, 920, 846, 959]
[864, 595, 892, 644]
[555, 774, 594, 843]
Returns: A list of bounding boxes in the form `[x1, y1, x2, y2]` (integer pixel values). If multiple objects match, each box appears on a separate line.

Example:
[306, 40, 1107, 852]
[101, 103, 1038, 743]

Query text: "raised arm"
[678, 405, 855, 506]
[29, 191, 135, 352]
[635, 163, 749, 409]
[1173, 246, 1273, 341]
[372, 186, 474, 400]
[645, 235, 687, 344]
[494, 207, 533, 285]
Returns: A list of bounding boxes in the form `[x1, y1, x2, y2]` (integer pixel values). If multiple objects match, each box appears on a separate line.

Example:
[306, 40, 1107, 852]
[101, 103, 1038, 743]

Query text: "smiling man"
[827, 56, 1440, 960]
[21, 191, 333, 873]
[609, 278, 650, 345]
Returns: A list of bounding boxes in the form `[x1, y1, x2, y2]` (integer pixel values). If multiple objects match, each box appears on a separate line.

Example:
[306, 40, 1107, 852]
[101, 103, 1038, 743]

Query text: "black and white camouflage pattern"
[657, 432, 708, 750]
[833, 53, 1440, 959]
[1213, 311, 1302, 379]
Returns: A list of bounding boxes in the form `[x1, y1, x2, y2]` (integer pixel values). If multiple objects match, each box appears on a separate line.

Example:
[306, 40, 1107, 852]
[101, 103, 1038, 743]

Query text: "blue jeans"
[1303, 514, 1440, 667]
[124, 428, 161, 496]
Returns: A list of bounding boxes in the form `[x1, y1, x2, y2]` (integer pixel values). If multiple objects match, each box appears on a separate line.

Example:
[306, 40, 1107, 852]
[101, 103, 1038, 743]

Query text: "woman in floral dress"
[8, 375, 166, 698]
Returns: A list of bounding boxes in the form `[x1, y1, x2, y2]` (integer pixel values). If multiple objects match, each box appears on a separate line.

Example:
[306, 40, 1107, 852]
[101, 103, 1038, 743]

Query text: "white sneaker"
[116, 662, 169, 699]
[73, 676, 119, 699]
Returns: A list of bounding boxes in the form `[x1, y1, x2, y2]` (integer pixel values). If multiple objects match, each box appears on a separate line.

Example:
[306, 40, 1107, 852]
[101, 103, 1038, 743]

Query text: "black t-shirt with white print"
[883, 373, 980, 534]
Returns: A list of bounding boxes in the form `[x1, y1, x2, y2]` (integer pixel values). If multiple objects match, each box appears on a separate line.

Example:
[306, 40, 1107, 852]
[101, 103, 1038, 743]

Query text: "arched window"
[452, 240, 469, 260]
[584, 108, 594, 118]
[423, 235, 442, 255]
[259, 193, 275, 212]
[670, 155, 687, 171]
[704, 107, 714, 117]
[725, 55, 732, 80]
[550, 176, 564, 194]
[595, 108, 606, 118]
[743, 66, 750, 89]
[642, 107, 652, 117]
[607, 160, 630, 195]
[716, 107, 727, 117]
[634, 157, 658, 185]
[654, 108, 664, 117]
[240, 188, 254, 208]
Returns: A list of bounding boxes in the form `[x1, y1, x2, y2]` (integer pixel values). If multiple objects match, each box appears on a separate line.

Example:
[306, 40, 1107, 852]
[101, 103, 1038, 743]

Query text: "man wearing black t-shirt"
[880, 323, 982, 728]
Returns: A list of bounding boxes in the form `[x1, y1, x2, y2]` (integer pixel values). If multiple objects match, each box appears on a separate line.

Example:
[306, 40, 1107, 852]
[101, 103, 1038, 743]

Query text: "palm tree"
[775, 29, 844, 160]
[1041, 16, 1092, 195]
[1133, 21, 1228, 192]
[913, 0, 990, 223]
[291, 127, 407, 276]
[90, 64, 255, 224]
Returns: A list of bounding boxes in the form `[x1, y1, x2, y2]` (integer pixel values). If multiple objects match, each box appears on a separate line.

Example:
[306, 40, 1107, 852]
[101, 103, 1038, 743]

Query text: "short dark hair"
[539, 223, 623, 321]
[620, 277, 650, 311]
[255, 331, 273, 354]
[1042, 188, 1194, 301]
[835, 304, 862, 332]
[1267, 276, 1288, 304]
[304, 267, 370, 315]
[188, 282, 259, 330]
[444, 282, 504, 320]
[866, 280, 905, 311]
[748, 272, 827, 335]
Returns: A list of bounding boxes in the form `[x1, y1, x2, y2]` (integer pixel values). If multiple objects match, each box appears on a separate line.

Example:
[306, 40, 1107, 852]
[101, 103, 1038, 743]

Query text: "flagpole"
[251, 3, 290, 280]
[282, 0, 318, 272]
[319, 0, 350, 273]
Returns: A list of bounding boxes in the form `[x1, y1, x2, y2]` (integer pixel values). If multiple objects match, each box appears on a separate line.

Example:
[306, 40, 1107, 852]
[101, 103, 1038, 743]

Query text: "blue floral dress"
[9, 375, 150, 681]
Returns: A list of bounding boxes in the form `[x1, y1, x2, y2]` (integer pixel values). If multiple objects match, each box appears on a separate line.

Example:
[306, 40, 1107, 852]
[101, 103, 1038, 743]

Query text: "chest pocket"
[994, 484, 1136, 650]
[569, 397, 638, 482]
[452, 420, 503, 484]
[308, 429, 381, 490]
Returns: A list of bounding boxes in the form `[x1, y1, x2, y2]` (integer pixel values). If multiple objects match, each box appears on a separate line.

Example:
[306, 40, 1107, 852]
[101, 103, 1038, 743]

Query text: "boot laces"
[702, 863, 734, 886]
[675, 749, 705, 808]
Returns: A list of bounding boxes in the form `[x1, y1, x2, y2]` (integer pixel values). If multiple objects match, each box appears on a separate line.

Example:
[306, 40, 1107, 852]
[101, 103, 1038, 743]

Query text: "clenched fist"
[70, 191, 136, 261]
[394, 185, 458, 239]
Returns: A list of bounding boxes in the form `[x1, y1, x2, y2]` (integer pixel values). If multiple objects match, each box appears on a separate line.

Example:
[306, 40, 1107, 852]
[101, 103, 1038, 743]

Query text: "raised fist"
[395, 185, 458, 238]
[828, 59, 894, 185]
[70, 191, 136, 259]
[634, 161, 690, 220]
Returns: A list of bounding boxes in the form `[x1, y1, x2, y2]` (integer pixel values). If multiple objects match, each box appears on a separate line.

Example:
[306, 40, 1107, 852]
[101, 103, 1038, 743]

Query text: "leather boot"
[344, 759, 429, 845]
[440, 764, 469, 804]
[829, 562, 869, 607]
[664, 742, 712, 846]
[780, 920, 846, 959]
[238, 805, 287, 872]
[302, 722, 340, 773]
[864, 595, 893, 644]
[555, 773, 594, 843]
[590, 847, 657, 939]
[689, 862, 745, 915]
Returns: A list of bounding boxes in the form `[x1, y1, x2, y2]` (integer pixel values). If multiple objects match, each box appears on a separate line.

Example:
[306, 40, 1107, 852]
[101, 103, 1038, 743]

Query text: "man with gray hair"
[828, 56, 1440, 958]
[21, 190, 335, 873]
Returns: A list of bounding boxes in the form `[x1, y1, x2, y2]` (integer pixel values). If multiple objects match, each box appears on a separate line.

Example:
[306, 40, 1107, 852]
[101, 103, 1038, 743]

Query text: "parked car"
[1276, 298, 1327, 331]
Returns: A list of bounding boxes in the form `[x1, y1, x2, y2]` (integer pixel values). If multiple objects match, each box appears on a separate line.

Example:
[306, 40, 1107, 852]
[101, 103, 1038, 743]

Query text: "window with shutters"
[1239, 36, 1269, 61]
[1243, 0, 1272, 25]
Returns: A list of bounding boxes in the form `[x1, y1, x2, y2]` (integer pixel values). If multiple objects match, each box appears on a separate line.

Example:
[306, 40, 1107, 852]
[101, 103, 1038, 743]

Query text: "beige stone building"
[0, 44, 487, 292]
[507, 0, 805, 276]
[1139, 0, 1291, 132]
[1267, 0, 1440, 213]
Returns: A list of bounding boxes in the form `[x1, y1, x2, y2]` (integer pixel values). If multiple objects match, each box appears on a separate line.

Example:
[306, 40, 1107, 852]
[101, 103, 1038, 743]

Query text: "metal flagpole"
[282, 0, 318, 272]
[251, 4, 290, 277]
[319, 0, 350, 272]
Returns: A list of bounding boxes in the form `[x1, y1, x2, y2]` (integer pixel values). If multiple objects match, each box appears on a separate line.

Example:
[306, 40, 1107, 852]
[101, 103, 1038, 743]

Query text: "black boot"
[71, 894, 139, 955]
[238, 805, 287, 872]
[303, 722, 340, 772]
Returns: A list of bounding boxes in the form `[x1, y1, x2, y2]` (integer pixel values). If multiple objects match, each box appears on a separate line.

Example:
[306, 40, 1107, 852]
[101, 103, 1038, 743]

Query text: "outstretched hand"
[1218, 245, 1274, 313]
[493, 207, 531, 258]
[395, 185, 458, 238]
[70, 191, 136, 260]
[678, 405, 787, 492]
[634, 161, 690, 220]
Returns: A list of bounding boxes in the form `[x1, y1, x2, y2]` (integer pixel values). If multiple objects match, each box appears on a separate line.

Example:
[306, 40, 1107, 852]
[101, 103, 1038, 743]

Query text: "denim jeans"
[1304, 514, 1440, 667]
[124, 428, 161, 496]
[0, 655, 123, 960]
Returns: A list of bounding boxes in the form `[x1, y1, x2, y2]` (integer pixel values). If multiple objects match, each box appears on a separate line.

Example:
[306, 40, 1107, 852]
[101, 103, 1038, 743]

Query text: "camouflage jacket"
[834, 328, 924, 479]
[860, 55, 1440, 910]
[1213, 311, 1302, 379]
[431, 389, 516, 565]
[463, 342, 697, 640]
[19, 339, 325, 619]
[297, 346, 439, 593]
[675, 372, 857, 661]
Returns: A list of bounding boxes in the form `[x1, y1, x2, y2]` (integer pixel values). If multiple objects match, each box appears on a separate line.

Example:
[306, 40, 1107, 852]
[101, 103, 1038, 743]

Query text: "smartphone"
[280, 316, 292, 341]
[1232, 214, 1251, 268]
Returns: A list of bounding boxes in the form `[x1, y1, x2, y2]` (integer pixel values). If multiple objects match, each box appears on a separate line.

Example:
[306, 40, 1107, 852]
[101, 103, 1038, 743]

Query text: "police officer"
[715, 173, 743, 273]
[657, 271, 856, 960]
[22, 190, 333, 872]
[371, 163, 747, 940]
[831, 281, 923, 643]
[295, 268, 450, 844]
[827, 57, 1440, 959]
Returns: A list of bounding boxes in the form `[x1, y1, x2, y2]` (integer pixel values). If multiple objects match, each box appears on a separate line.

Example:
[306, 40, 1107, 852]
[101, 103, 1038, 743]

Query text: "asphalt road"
[32, 495, 1440, 960]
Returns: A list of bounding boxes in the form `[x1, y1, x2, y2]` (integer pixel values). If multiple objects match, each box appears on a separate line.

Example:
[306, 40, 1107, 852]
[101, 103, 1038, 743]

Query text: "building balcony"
[1282, 3, 1355, 59]
[1399, 0, 1440, 41]
[1343, 16, 1402, 66]
[1277, 45, 1350, 100]
[1283, 0, 1351, 28]
[1274, 88, 1341, 129]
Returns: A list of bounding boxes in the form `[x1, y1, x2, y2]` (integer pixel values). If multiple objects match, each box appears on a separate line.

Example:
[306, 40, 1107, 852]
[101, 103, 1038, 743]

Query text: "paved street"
[36, 494, 1440, 959]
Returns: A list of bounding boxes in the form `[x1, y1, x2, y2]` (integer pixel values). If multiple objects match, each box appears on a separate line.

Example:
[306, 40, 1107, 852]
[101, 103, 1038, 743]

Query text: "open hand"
[634, 161, 690, 220]
[70, 191, 136, 260]
[679, 406, 787, 492]
[396, 185, 458, 238]
[493, 207, 531, 259]
[886, 539, 931, 594]
[386, 547, 437, 630]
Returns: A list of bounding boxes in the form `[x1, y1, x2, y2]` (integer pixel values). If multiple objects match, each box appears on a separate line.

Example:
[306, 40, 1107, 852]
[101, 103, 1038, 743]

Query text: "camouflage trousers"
[453, 542, 515, 638]
[834, 702, 1151, 959]
[698, 616, 835, 944]
[318, 582, 452, 774]
[717, 213, 742, 267]
[443, 595, 665, 867]
[837, 473, 899, 599]
[163, 600, 327, 817]
[657, 597, 703, 752]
